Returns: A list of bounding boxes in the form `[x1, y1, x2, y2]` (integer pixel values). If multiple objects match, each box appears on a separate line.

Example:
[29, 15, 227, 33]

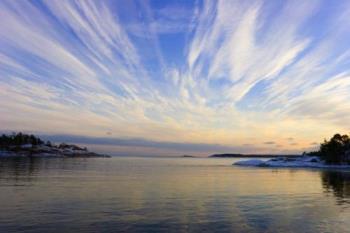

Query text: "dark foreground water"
[0, 157, 350, 233]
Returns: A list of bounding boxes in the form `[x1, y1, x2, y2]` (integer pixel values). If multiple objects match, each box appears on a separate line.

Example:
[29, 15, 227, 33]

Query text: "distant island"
[182, 155, 196, 158]
[0, 132, 110, 158]
[234, 133, 350, 168]
[210, 154, 300, 158]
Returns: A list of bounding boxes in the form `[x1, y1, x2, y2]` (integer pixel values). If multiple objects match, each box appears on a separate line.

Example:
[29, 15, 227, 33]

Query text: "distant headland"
[210, 154, 300, 158]
[0, 132, 110, 158]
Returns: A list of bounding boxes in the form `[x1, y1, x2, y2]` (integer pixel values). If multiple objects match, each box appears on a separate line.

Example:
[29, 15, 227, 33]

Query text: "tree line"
[0, 132, 49, 149]
[307, 133, 350, 164]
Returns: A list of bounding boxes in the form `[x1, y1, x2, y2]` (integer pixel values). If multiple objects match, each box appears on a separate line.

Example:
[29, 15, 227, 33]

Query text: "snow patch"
[234, 156, 350, 169]
[234, 159, 265, 166]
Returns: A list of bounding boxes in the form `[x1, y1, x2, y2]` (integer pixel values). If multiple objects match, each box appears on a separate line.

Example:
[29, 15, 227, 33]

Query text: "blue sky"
[0, 0, 350, 156]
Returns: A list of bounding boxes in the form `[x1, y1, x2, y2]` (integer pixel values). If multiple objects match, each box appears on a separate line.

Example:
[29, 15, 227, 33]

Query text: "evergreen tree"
[315, 133, 350, 164]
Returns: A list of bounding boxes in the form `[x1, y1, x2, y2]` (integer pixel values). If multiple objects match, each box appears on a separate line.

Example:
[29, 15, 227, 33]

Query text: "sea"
[0, 156, 349, 233]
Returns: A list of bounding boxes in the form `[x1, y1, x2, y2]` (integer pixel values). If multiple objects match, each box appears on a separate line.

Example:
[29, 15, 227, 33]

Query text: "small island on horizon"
[210, 153, 300, 158]
[182, 154, 196, 158]
[0, 132, 110, 158]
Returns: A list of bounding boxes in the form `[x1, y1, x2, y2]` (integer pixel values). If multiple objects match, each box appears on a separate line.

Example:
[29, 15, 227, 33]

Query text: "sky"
[0, 0, 350, 156]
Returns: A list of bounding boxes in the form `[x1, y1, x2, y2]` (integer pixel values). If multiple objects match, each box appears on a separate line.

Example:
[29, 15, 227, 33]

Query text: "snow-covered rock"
[21, 144, 32, 149]
[234, 156, 350, 169]
[234, 159, 266, 166]
[0, 150, 15, 157]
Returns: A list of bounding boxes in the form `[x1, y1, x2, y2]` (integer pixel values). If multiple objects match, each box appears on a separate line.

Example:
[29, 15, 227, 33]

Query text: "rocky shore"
[0, 133, 110, 158]
[234, 156, 350, 169]
[0, 143, 110, 158]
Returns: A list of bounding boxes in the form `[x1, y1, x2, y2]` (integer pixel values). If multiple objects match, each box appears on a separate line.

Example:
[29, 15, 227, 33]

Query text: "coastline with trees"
[235, 133, 350, 168]
[0, 132, 110, 158]
[306, 133, 350, 165]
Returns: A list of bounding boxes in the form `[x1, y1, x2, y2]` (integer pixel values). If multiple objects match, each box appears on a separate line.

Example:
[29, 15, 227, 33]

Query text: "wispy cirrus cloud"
[0, 0, 349, 155]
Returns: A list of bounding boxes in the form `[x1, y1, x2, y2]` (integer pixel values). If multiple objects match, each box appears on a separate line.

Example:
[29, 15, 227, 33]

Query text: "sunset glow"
[1, 0, 349, 155]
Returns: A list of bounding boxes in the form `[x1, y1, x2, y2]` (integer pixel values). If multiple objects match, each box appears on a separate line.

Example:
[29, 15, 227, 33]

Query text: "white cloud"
[0, 0, 349, 154]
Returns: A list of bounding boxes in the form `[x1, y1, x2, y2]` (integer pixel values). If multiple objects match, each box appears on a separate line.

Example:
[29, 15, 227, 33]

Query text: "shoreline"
[234, 156, 350, 169]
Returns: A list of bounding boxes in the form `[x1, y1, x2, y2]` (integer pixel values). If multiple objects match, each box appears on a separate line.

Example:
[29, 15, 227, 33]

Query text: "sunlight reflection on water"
[0, 157, 349, 233]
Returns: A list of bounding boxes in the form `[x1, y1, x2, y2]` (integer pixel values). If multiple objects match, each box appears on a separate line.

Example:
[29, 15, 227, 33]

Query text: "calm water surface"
[0, 157, 350, 233]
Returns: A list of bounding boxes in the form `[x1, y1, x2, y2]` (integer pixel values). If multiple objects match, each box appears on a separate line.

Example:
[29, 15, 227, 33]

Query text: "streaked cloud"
[0, 0, 349, 155]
